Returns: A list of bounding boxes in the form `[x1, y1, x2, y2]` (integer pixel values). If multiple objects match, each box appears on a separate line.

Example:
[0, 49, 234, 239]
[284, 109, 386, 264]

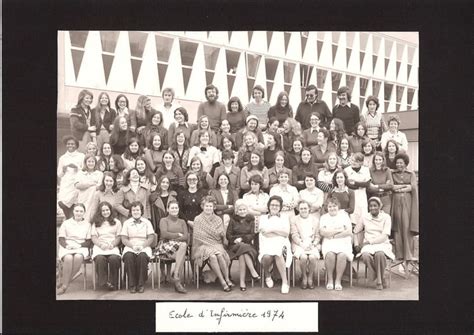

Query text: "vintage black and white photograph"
[56, 30, 419, 301]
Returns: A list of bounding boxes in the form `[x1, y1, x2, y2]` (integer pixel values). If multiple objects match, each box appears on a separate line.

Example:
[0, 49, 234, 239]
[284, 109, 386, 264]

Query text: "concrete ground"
[57, 260, 418, 301]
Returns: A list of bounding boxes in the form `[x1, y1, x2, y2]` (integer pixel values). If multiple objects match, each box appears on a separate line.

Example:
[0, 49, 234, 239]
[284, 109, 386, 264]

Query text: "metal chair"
[91, 256, 122, 290]
[124, 233, 158, 290]
[156, 245, 192, 289]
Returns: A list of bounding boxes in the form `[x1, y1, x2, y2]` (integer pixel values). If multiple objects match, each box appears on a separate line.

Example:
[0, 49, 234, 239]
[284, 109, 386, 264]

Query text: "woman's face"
[191, 161, 201, 172]
[395, 158, 406, 171]
[109, 157, 115, 170]
[327, 202, 339, 216]
[119, 117, 128, 130]
[82, 94, 93, 107]
[230, 101, 239, 112]
[104, 176, 114, 189]
[293, 140, 302, 153]
[245, 134, 255, 147]
[199, 132, 210, 145]
[203, 202, 214, 215]
[152, 135, 162, 149]
[305, 177, 316, 188]
[236, 205, 248, 217]
[117, 97, 127, 109]
[144, 98, 152, 110]
[363, 143, 373, 154]
[250, 153, 260, 166]
[269, 120, 279, 132]
[101, 205, 111, 218]
[356, 125, 365, 137]
[280, 95, 288, 107]
[328, 155, 338, 168]
[269, 199, 281, 215]
[200, 117, 209, 130]
[317, 132, 327, 145]
[266, 134, 275, 147]
[310, 115, 320, 127]
[368, 101, 377, 113]
[299, 203, 310, 218]
[73, 206, 85, 220]
[278, 173, 289, 185]
[301, 150, 311, 163]
[99, 94, 109, 106]
[335, 172, 345, 186]
[389, 120, 399, 132]
[329, 120, 336, 131]
[152, 113, 161, 126]
[250, 181, 260, 193]
[136, 160, 146, 173]
[340, 139, 349, 152]
[275, 155, 284, 167]
[187, 174, 198, 188]
[220, 120, 230, 133]
[247, 120, 257, 131]
[86, 157, 96, 170]
[87, 145, 97, 156]
[66, 139, 77, 152]
[223, 158, 233, 167]
[374, 155, 383, 168]
[387, 142, 397, 154]
[160, 178, 170, 191]
[102, 143, 112, 156]
[163, 91, 173, 104]
[368, 201, 380, 216]
[174, 111, 184, 123]
[163, 153, 174, 166]
[176, 133, 185, 145]
[223, 137, 233, 150]
[129, 169, 140, 182]
[129, 142, 139, 153]
[131, 205, 142, 219]
[218, 175, 229, 188]
[168, 203, 179, 216]
[283, 120, 290, 132]
[253, 89, 263, 101]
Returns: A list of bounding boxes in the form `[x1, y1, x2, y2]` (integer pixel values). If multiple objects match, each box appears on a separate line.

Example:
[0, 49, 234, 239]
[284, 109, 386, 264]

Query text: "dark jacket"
[70, 106, 95, 140]
[93, 107, 117, 133]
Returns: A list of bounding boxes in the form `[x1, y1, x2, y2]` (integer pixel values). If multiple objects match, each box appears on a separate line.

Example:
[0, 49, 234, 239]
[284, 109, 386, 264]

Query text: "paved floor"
[57, 261, 418, 301]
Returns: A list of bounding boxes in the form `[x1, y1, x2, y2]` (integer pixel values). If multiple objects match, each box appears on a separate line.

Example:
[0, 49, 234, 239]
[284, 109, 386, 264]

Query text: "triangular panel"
[155, 35, 174, 62]
[69, 31, 88, 48]
[102, 54, 114, 83]
[128, 31, 147, 58]
[157, 64, 168, 89]
[286, 32, 302, 61]
[248, 31, 253, 46]
[100, 31, 119, 53]
[179, 40, 198, 67]
[346, 48, 352, 67]
[332, 45, 338, 64]
[131, 59, 142, 88]
[76, 31, 106, 88]
[266, 82, 274, 102]
[360, 52, 365, 70]
[301, 33, 308, 57]
[373, 55, 378, 73]
[266, 31, 273, 51]
[182, 67, 192, 94]
[247, 78, 256, 100]
[227, 75, 236, 96]
[231, 52, 249, 101]
[185, 43, 207, 101]
[135, 33, 160, 96]
[316, 41, 324, 61]
[284, 32, 291, 54]
[107, 31, 135, 92]
[71, 49, 84, 81]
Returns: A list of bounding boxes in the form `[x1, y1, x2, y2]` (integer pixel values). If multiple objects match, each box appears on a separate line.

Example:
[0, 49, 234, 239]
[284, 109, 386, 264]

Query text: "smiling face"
[129, 169, 140, 182]
[206, 88, 217, 102]
[174, 110, 184, 123]
[151, 113, 161, 126]
[104, 175, 114, 190]
[101, 204, 111, 219]
[304, 176, 316, 188]
[298, 202, 310, 218]
[387, 142, 397, 154]
[203, 202, 215, 215]
[266, 134, 276, 147]
[247, 119, 258, 131]
[250, 153, 260, 166]
[305, 88, 317, 103]
[356, 125, 365, 137]
[236, 205, 248, 217]
[340, 138, 349, 152]
[269, 199, 281, 215]
[129, 142, 139, 154]
[389, 120, 399, 132]
[338, 92, 348, 105]
[87, 145, 98, 156]
[368, 100, 377, 113]
[283, 120, 290, 132]
[327, 154, 338, 169]
[99, 94, 109, 106]
[176, 132, 185, 146]
[369, 201, 381, 216]
[335, 171, 346, 187]
[131, 205, 142, 219]
[163, 91, 173, 104]
[220, 120, 230, 133]
[363, 142, 374, 154]
[395, 158, 406, 171]
[73, 206, 85, 221]
[163, 153, 174, 166]
[152, 135, 161, 150]
[301, 149, 311, 163]
[199, 132, 210, 145]
[293, 140, 302, 153]
[268, 120, 279, 132]
[253, 89, 263, 101]
[186, 174, 198, 188]
[374, 155, 383, 169]
[310, 115, 320, 127]
[82, 94, 93, 107]
[275, 155, 284, 168]
[117, 97, 127, 109]
[327, 202, 339, 216]
[136, 159, 146, 173]
[102, 143, 112, 156]
[218, 175, 229, 188]
[223, 137, 233, 151]
[66, 139, 77, 152]
[230, 101, 239, 112]
[200, 117, 209, 130]
[86, 157, 96, 171]
[119, 117, 128, 131]
[244, 134, 255, 147]
[168, 203, 179, 216]
[191, 160, 201, 172]
[278, 173, 289, 185]
[280, 95, 288, 107]
[160, 177, 170, 191]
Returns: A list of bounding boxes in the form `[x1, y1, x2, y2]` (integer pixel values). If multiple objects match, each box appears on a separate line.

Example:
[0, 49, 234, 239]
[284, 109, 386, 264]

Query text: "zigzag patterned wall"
[63, 31, 418, 115]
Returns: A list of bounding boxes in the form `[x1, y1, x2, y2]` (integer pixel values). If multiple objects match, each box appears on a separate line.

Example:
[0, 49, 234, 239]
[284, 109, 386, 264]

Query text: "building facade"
[57, 30, 419, 169]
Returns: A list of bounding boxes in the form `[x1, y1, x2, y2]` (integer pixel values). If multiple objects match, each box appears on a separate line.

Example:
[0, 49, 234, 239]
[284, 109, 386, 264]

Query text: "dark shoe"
[222, 284, 231, 292]
[240, 286, 247, 291]
[129, 286, 137, 294]
[174, 281, 187, 294]
[106, 282, 116, 291]
[137, 286, 145, 293]
[251, 274, 261, 281]
[226, 280, 235, 287]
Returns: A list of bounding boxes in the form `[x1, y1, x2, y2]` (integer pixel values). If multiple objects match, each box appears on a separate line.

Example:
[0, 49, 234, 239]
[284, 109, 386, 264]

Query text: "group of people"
[57, 83, 418, 296]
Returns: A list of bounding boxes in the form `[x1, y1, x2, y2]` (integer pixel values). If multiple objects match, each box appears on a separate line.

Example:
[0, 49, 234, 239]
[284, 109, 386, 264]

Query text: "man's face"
[338, 92, 348, 105]
[206, 88, 217, 102]
[306, 89, 317, 103]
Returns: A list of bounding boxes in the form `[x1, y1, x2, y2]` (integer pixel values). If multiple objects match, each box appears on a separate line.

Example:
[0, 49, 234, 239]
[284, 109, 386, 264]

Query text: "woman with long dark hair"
[143, 133, 167, 173]
[268, 151, 293, 190]
[149, 175, 178, 233]
[167, 107, 196, 147]
[188, 156, 214, 193]
[89, 171, 119, 220]
[368, 152, 394, 214]
[292, 147, 319, 191]
[155, 151, 185, 191]
[170, 130, 190, 173]
[97, 142, 114, 172]
[190, 115, 219, 147]
[70, 89, 95, 153]
[267, 91, 293, 126]
[336, 136, 352, 169]
[121, 137, 144, 172]
[93, 92, 116, 149]
[91, 201, 122, 291]
[135, 157, 157, 191]
[349, 121, 369, 153]
[109, 116, 131, 155]
[130, 95, 155, 135]
[240, 151, 269, 193]
[114, 168, 151, 222]
[329, 117, 347, 148]
[142, 110, 169, 150]
[384, 139, 401, 170]
[226, 96, 246, 135]
[312, 129, 337, 169]
[115, 94, 131, 120]
[361, 139, 376, 169]
[213, 150, 240, 194]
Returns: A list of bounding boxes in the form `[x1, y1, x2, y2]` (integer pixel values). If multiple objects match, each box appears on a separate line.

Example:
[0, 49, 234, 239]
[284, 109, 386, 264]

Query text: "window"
[226, 50, 240, 74]
[384, 39, 393, 58]
[100, 31, 119, 53]
[346, 75, 356, 93]
[396, 85, 404, 103]
[155, 35, 174, 63]
[407, 46, 415, 64]
[346, 32, 355, 48]
[265, 58, 279, 81]
[360, 77, 369, 97]
[179, 40, 198, 67]
[283, 62, 296, 84]
[396, 43, 404, 62]
[384, 83, 393, 101]
[299, 64, 313, 88]
[317, 32, 325, 41]
[69, 31, 88, 48]
[331, 71, 342, 91]
[128, 31, 147, 58]
[316, 69, 328, 89]
[246, 53, 261, 78]
[407, 88, 415, 105]
[301, 32, 308, 55]
[372, 35, 381, 55]
[203, 45, 219, 86]
[360, 32, 369, 51]
[332, 32, 341, 44]
[372, 80, 381, 98]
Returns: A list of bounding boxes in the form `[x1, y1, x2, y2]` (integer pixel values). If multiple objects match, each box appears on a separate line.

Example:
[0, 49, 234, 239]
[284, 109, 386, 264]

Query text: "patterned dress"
[192, 213, 230, 267]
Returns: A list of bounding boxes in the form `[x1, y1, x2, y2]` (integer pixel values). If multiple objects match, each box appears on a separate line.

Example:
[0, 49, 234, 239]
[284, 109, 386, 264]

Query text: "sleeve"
[129, 109, 137, 130]
[382, 214, 392, 236]
[291, 166, 299, 185]
[353, 105, 360, 125]
[290, 217, 303, 246]
[167, 124, 175, 148]
[288, 106, 294, 118]
[70, 112, 88, 132]
[347, 190, 355, 214]
[380, 132, 388, 151]
[58, 222, 67, 238]
[114, 189, 130, 217]
[225, 219, 235, 243]
[187, 147, 197, 167]
[220, 104, 227, 121]
[86, 224, 92, 239]
[115, 221, 123, 237]
[57, 156, 65, 178]
[323, 102, 332, 128]
[88, 191, 100, 220]
[119, 220, 129, 236]
[144, 150, 156, 173]
[146, 219, 155, 235]
[257, 130, 265, 145]
[189, 130, 198, 147]
[91, 224, 98, 237]
[212, 147, 220, 165]
[294, 103, 302, 124]
[400, 133, 408, 152]
[353, 216, 365, 234]
[240, 168, 249, 190]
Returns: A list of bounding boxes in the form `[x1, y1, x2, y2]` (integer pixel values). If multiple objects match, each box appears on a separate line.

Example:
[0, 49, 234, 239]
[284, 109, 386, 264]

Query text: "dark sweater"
[332, 103, 360, 135]
[295, 100, 332, 130]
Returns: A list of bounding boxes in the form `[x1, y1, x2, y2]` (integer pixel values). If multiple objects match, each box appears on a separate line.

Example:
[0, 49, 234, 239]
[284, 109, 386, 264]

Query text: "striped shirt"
[244, 100, 271, 127]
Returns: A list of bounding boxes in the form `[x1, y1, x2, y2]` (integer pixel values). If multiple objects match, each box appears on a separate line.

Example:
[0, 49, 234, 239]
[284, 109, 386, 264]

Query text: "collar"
[175, 121, 189, 128]
[122, 183, 149, 192]
[132, 217, 143, 225]
[336, 102, 352, 108]
[103, 189, 115, 196]
[268, 213, 281, 218]
[310, 127, 320, 133]
[305, 99, 318, 105]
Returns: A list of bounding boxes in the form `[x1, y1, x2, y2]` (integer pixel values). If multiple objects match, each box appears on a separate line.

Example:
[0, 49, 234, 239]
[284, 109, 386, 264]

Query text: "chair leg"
[195, 263, 199, 289]
[260, 263, 264, 288]
[349, 261, 353, 287]
[365, 262, 368, 287]
[118, 264, 121, 290]
[292, 258, 295, 287]
[92, 259, 96, 290]
[151, 259, 155, 290]
[356, 259, 360, 284]
[157, 259, 161, 289]
[316, 259, 320, 287]
[83, 262, 87, 290]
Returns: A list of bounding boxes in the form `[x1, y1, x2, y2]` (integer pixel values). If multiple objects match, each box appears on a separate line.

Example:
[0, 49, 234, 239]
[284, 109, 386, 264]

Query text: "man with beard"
[332, 86, 360, 135]
[197, 84, 227, 134]
[295, 84, 332, 130]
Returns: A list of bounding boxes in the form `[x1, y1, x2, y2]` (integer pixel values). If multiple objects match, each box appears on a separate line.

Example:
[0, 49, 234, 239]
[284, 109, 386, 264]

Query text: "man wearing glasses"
[295, 85, 332, 130]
